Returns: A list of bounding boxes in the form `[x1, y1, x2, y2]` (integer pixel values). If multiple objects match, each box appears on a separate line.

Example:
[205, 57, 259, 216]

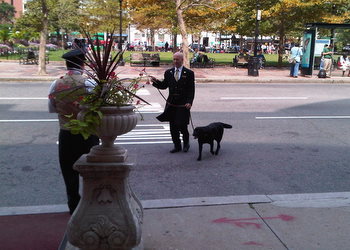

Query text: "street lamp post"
[248, 1, 261, 76]
[119, 0, 123, 50]
[118, 0, 125, 65]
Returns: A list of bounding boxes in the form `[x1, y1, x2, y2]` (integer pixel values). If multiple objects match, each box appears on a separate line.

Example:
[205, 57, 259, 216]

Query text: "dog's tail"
[220, 122, 232, 129]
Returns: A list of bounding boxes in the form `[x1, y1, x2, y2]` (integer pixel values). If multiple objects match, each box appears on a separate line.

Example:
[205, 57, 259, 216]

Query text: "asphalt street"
[1, 81, 350, 207]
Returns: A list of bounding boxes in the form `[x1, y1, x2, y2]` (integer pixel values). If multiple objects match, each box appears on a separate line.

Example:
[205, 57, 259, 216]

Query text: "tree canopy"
[0, 2, 16, 25]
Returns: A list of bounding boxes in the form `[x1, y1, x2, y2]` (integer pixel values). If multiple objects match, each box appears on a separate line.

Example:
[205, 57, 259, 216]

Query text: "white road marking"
[256, 116, 350, 120]
[136, 89, 151, 95]
[0, 119, 58, 122]
[116, 124, 172, 145]
[221, 97, 309, 100]
[0, 90, 150, 101]
[0, 102, 163, 123]
[51, 124, 172, 145]
[137, 102, 162, 113]
[0, 97, 48, 100]
[117, 141, 173, 145]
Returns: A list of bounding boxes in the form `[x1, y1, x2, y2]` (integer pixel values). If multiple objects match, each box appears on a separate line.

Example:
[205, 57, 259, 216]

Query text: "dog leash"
[157, 88, 195, 131]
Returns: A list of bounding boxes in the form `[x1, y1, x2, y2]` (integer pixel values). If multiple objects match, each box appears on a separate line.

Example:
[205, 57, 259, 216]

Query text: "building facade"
[3, 0, 24, 18]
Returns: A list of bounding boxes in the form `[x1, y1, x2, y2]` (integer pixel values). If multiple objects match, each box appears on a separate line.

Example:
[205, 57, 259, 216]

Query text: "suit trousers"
[170, 122, 189, 149]
[58, 129, 99, 214]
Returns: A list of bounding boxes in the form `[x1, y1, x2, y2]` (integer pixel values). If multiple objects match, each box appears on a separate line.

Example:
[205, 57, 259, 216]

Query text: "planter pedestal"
[66, 156, 143, 250]
[65, 106, 143, 250]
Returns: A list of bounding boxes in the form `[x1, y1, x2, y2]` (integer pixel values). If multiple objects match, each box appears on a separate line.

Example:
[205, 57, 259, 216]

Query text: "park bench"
[18, 50, 49, 65]
[130, 53, 160, 67]
[19, 51, 38, 65]
[233, 55, 250, 68]
[190, 54, 215, 68]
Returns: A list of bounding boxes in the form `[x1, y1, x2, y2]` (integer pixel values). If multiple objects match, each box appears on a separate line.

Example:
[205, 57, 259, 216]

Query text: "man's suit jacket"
[153, 66, 195, 125]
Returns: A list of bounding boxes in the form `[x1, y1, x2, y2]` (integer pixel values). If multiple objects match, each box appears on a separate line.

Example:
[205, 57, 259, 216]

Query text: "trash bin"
[248, 56, 259, 76]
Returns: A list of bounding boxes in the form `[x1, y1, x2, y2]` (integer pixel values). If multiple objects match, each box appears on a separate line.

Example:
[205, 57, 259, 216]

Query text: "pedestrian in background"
[151, 52, 195, 153]
[257, 50, 266, 69]
[338, 54, 350, 77]
[322, 44, 333, 77]
[289, 43, 303, 78]
[48, 50, 99, 214]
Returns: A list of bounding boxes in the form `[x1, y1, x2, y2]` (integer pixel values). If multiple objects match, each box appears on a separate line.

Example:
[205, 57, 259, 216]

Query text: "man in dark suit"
[151, 52, 195, 153]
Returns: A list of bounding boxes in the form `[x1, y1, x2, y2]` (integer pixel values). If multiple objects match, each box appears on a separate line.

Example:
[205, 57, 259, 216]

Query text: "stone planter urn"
[66, 105, 143, 250]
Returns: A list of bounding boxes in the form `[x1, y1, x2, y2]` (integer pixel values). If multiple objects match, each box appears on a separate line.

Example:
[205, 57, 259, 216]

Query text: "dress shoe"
[183, 144, 190, 152]
[170, 148, 181, 153]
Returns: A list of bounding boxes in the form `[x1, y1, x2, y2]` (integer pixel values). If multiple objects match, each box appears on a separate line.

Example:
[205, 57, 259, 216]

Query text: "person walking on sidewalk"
[338, 54, 350, 77]
[289, 43, 303, 78]
[48, 50, 99, 214]
[322, 44, 333, 77]
[151, 52, 195, 153]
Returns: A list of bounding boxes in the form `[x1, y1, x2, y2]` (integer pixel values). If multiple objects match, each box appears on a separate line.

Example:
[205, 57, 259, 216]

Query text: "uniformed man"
[48, 49, 99, 214]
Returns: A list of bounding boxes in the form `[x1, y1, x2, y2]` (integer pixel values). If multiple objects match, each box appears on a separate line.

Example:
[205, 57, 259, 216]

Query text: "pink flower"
[146, 80, 151, 85]
[136, 100, 141, 105]
[67, 71, 74, 76]
[133, 84, 139, 89]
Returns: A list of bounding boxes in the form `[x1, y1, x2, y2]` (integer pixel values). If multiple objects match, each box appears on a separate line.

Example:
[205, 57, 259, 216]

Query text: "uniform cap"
[62, 49, 85, 64]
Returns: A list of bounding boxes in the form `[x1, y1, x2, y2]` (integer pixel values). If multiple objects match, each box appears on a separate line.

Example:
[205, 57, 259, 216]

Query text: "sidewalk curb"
[196, 78, 350, 84]
[1, 192, 349, 216]
[0, 77, 57, 82]
[1, 77, 350, 84]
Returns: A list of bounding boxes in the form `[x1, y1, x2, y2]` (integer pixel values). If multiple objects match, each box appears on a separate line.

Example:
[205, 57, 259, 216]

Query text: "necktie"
[175, 68, 180, 81]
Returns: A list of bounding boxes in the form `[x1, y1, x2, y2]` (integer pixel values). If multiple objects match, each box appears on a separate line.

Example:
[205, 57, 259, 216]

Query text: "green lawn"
[1, 49, 291, 67]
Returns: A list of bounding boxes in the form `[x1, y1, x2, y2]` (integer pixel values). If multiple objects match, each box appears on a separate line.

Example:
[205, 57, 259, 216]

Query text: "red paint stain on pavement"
[212, 214, 295, 229]
[243, 241, 264, 246]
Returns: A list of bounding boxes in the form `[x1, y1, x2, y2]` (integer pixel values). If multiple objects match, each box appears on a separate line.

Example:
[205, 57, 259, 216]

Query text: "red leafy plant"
[51, 30, 150, 139]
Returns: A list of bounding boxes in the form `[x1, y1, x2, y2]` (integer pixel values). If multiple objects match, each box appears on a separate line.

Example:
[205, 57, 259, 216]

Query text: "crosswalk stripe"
[116, 124, 172, 144]
[51, 124, 172, 145]
[256, 116, 350, 119]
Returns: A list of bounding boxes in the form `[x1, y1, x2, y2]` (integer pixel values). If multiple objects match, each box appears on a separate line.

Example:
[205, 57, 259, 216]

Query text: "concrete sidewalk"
[1, 61, 350, 83]
[1, 192, 350, 250]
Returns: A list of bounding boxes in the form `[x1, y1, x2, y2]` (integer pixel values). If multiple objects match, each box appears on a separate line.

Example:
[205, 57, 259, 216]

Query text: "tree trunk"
[38, 0, 48, 75]
[197, 32, 201, 50]
[150, 29, 155, 51]
[172, 32, 177, 52]
[176, 0, 190, 68]
[239, 35, 243, 50]
[277, 19, 285, 68]
[61, 29, 65, 50]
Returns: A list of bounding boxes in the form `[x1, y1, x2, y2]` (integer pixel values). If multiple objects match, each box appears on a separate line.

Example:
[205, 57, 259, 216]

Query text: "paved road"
[1, 81, 350, 207]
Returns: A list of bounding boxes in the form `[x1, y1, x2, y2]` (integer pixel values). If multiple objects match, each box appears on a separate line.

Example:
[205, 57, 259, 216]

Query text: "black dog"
[193, 122, 232, 161]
